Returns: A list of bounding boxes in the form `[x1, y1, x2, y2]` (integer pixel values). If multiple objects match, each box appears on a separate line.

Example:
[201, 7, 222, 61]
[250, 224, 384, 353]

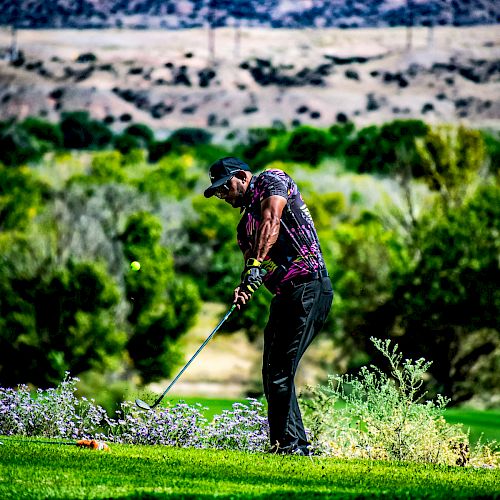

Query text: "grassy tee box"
[0, 437, 499, 499]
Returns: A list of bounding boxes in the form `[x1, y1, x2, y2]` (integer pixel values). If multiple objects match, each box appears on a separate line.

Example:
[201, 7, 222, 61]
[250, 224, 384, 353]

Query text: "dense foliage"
[0, 113, 498, 409]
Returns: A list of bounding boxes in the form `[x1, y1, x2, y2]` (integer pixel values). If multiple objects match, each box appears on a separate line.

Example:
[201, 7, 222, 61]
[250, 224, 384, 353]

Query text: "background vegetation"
[0, 112, 498, 411]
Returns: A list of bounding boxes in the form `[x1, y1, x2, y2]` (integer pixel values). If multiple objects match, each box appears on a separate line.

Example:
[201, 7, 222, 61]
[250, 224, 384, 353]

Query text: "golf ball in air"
[130, 261, 141, 271]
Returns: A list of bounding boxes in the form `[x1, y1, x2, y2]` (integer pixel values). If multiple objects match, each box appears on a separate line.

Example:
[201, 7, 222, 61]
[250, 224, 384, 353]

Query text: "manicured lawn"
[0, 437, 498, 499]
[169, 395, 500, 445]
[167, 395, 249, 420]
[444, 408, 500, 445]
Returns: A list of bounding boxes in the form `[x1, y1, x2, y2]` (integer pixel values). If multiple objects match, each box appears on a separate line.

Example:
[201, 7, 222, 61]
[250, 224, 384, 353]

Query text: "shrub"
[0, 247, 126, 386]
[345, 120, 428, 175]
[148, 139, 173, 163]
[123, 123, 155, 147]
[0, 376, 269, 452]
[113, 401, 208, 447]
[121, 212, 201, 383]
[204, 400, 269, 452]
[136, 154, 200, 199]
[0, 122, 48, 166]
[60, 111, 113, 149]
[482, 130, 500, 179]
[113, 133, 142, 154]
[286, 126, 332, 166]
[169, 128, 212, 147]
[89, 151, 127, 182]
[0, 164, 51, 230]
[302, 338, 499, 467]
[0, 375, 109, 439]
[414, 124, 486, 207]
[21, 117, 63, 148]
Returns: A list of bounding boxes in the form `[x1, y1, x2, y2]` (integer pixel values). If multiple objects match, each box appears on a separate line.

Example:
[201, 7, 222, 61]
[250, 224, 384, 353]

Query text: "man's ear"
[235, 170, 247, 182]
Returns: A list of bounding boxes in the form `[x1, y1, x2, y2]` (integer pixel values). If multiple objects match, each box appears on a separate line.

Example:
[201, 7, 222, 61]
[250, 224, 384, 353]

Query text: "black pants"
[263, 275, 333, 453]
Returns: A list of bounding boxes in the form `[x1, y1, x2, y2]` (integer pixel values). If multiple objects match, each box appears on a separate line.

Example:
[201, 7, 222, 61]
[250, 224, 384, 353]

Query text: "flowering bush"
[0, 375, 109, 439]
[109, 401, 208, 448]
[0, 373, 269, 453]
[204, 400, 269, 452]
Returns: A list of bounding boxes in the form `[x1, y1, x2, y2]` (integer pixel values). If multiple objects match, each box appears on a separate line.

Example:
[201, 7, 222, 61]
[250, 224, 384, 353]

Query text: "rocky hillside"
[0, 0, 499, 29]
[0, 26, 498, 132]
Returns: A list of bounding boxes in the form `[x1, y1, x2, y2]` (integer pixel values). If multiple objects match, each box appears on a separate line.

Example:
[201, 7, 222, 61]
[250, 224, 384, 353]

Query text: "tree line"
[0, 113, 498, 407]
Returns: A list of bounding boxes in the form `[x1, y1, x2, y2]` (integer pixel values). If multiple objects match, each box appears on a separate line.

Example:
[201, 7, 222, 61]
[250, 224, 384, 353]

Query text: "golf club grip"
[154, 304, 236, 405]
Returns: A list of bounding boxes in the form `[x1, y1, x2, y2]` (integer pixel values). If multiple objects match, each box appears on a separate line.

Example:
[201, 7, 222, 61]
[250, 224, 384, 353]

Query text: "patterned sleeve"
[256, 170, 289, 202]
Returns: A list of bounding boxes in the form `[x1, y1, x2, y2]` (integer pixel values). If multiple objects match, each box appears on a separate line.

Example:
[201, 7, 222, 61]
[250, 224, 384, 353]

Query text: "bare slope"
[0, 26, 499, 133]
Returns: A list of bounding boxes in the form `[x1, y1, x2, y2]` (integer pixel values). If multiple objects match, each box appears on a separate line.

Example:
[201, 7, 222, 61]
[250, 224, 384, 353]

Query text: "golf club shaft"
[150, 303, 236, 408]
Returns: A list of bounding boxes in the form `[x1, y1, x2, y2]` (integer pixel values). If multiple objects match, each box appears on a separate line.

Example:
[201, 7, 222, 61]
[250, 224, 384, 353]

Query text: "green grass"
[167, 396, 249, 421]
[168, 396, 500, 445]
[0, 437, 498, 500]
[444, 408, 500, 445]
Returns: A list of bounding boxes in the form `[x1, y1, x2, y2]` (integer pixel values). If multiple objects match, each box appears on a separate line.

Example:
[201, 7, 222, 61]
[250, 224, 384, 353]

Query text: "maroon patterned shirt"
[237, 169, 326, 294]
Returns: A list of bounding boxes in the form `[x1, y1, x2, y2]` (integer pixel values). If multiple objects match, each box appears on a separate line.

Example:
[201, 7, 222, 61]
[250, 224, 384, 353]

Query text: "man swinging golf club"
[204, 157, 333, 456]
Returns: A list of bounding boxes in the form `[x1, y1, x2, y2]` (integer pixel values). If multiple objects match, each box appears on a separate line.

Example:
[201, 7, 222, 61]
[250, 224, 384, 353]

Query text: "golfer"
[204, 157, 333, 455]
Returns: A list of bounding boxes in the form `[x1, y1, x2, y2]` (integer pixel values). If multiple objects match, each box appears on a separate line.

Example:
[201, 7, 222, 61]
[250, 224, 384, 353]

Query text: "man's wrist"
[246, 258, 261, 268]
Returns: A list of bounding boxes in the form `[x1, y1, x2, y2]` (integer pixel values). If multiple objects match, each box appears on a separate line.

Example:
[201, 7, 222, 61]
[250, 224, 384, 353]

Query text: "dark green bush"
[21, 117, 63, 148]
[148, 139, 173, 163]
[114, 133, 142, 154]
[60, 111, 113, 149]
[286, 126, 333, 166]
[0, 122, 48, 166]
[345, 119, 428, 175]
[169, 127, 212, 147]
[124, 123, 155, 146]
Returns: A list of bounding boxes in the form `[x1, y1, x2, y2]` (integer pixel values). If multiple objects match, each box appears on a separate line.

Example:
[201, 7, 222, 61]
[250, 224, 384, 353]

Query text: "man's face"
[215, 174, 246, 208]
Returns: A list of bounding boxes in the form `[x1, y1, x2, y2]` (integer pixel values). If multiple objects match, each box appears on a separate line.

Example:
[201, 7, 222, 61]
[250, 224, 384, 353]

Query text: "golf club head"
[135, 398, 152, 410]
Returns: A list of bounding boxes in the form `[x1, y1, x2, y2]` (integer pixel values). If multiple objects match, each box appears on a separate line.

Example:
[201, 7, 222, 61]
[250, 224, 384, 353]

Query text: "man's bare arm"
[254, 195, 287, 261]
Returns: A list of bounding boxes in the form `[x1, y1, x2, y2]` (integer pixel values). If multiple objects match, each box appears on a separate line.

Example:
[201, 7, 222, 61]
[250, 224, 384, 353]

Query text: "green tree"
[0, 165, 50, 231]
[319, 211, 410, 368]
[482, 130, 500, 180]
[121, 212, 201, 383]
[414, 125, 486, 208]
[89, 151, 127, 183]
[136, 154, 200, 200]
[113, 133, 142, 154]
[0, 231, 126, 386]
[363, 184, 500, 404]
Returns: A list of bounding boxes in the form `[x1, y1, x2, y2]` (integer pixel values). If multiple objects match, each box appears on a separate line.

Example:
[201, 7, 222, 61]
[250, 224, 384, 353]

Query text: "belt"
[280, 268, 329, 292]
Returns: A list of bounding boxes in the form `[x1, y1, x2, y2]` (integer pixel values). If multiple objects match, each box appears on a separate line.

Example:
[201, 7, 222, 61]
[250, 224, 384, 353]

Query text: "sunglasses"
[214, 177, 233, 199]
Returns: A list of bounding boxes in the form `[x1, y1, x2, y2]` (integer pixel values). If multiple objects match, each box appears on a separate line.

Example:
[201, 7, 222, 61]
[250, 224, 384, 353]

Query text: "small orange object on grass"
[76, 439, 110, 451]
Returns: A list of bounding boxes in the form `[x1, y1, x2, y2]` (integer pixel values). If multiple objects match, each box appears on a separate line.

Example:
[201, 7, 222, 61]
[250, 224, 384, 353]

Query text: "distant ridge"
[1, 0, 499, 29]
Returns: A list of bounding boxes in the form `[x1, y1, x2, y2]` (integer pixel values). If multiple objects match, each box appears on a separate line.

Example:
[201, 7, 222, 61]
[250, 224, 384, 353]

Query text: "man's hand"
[233, 258, 266, 308]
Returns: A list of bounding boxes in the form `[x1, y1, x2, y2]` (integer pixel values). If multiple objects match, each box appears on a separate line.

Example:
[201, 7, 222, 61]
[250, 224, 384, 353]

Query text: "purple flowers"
[0, 375, 270, 453]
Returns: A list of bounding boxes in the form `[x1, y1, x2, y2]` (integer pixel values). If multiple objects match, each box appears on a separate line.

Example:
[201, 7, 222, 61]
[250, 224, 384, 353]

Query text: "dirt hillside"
[1, 26, 498, 136]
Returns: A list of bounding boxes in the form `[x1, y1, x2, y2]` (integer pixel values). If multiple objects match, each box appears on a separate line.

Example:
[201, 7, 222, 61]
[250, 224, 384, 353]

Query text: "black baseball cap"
[204, 157, 251, 198]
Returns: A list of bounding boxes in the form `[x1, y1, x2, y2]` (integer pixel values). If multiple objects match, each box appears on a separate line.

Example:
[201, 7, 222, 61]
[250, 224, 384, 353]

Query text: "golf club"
[135, 303, 237, 410]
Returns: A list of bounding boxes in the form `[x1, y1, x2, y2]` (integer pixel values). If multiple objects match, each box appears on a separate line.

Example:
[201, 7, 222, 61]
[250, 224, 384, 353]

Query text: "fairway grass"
[0, 437, 498, 499]
[168, 395, 500, 445]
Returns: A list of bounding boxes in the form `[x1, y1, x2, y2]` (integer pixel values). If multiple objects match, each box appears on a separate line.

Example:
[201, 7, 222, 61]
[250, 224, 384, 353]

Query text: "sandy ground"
[147, 302, 339, 398]
[0, 26, 499, 133]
